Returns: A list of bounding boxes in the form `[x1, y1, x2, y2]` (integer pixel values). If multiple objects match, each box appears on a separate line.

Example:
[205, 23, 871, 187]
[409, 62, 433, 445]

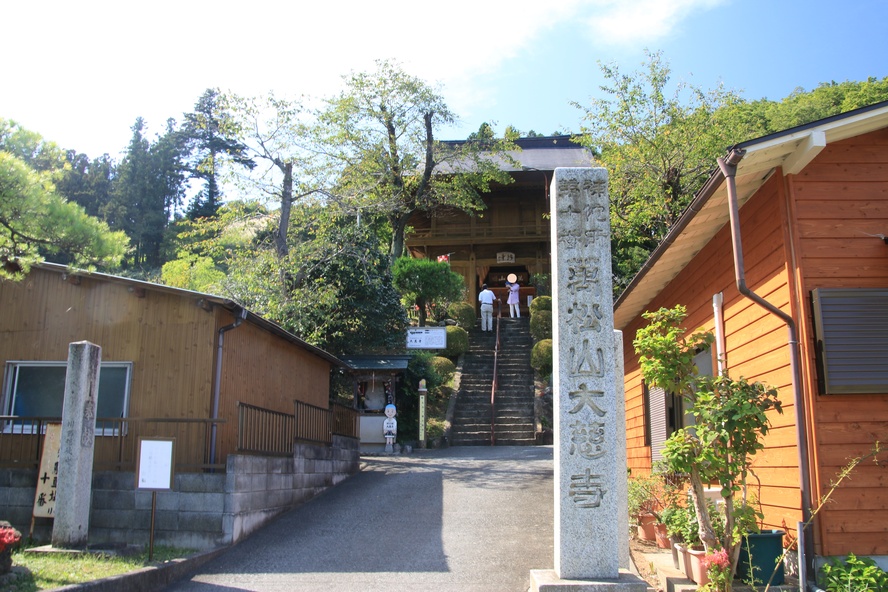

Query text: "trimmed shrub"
[447, 301, 475, 328]
[529, 295, 552, 315]
[429, 356, 456, 383]
[531, 339, 553, 376]
[530, 309, 552, 342]
[441, 325, 469, 358]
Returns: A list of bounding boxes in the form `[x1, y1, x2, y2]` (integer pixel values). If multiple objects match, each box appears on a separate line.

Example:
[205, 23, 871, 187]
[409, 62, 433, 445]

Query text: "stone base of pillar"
[529, 569, 649, 592]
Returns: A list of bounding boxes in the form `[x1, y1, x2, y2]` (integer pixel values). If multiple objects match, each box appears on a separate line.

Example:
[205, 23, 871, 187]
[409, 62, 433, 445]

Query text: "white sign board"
[33, 423, 62, 518]
[406, 327, 447, 349]
[136, 438, 175, 491]
[497, 251, 515, 263]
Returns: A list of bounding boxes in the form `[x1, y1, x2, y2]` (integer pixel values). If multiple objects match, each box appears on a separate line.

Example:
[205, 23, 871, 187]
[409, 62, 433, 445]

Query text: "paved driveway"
[165, 446, 554, 592]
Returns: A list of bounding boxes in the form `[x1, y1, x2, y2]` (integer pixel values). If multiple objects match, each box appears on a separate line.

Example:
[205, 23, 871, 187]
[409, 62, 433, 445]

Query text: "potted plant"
[628, 465, 684, 546]
[627, 471, 661, 541]
[634, 305, 783, 592]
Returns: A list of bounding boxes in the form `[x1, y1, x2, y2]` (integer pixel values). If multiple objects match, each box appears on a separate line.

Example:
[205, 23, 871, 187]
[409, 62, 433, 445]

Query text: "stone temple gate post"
[530, 167, 646, 591]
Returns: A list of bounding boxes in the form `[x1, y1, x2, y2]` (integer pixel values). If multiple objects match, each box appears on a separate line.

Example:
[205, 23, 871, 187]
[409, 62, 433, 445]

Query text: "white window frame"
[2, 361, 132, 435]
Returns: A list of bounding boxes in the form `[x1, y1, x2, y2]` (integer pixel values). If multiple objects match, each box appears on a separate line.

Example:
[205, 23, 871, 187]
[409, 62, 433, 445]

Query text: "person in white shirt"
[478, 284, 497, 331]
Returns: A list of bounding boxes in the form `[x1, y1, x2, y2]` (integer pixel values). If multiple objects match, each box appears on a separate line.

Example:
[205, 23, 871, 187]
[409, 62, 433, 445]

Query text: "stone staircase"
[450, 316, 537, 446]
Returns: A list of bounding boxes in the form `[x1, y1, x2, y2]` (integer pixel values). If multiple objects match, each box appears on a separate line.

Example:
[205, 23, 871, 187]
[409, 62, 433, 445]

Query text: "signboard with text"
[33, 423, 62, 518]
[406, 327, 447, 349]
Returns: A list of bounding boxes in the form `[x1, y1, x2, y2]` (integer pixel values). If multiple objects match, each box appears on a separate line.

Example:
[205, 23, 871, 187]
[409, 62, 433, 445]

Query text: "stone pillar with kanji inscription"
[51, 341, 101, 549]
[530, 168, 645, 591]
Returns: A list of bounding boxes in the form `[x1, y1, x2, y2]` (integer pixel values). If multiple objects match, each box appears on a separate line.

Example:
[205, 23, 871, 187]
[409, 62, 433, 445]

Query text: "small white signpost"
[136, 437, 175, 560]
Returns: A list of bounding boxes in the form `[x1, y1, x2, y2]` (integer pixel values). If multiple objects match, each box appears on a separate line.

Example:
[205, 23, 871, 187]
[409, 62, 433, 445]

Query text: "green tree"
[573, 50, 751, 295]
[106, 118, 187, 271]
[0, 151, 128, 278]
[310, 59, 515, 263]
[223, 92, 310, 262]
[392, 256, 464, 327]
[183, 88, 255, 219]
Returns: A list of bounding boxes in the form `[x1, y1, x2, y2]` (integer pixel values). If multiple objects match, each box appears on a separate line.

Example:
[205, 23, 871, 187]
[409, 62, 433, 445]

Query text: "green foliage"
[0, 151, 128, 278]
[161, 252, 225, 292]
[392, 257, 464, 327]
[660, 503, 699, 546]
[530, 309, 553, 342]
[820, 553, 888, 592]
[429, 356, 456, 384]
[529, 273, 550, 297]
[633, 305, 714, 399]
[574, 50, 750, 296]
[531, 339, 553, 376]
[182, 88, 255, 219]
[310, 59, 516, 261]
[447, 301, 475, 328]
[529, 295, 552, 314]
[634, 304, 782, 566]
[441, 325, 469, 358]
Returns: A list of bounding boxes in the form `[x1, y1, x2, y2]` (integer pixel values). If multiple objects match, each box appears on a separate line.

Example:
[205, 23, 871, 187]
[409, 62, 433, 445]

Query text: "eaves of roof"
[33, 262, 349, 369]
[613, 100, 888, 330]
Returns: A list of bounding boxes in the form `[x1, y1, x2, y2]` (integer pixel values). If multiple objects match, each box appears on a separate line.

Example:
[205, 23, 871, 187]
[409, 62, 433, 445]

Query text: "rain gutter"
[210, 306, 247, 465]
[718, 149, 814, 587]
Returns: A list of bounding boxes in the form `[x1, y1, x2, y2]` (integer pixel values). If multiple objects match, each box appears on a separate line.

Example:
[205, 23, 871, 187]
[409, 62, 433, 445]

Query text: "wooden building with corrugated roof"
[406, 135, 594, 312]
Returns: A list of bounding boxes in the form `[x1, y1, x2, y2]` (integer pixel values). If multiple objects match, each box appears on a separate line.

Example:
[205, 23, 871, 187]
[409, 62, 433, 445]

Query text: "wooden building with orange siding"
[614, 101, 888, 572]
[0, 262, 345, 469]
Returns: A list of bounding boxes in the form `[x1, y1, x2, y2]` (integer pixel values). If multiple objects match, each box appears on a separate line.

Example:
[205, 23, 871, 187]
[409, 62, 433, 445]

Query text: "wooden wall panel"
[789, 126, 888, 556]
[0, 269, 217, 422]
[214, 316, 333, 459]
[0, 267, 337, 466]
[621, 173, 799, 523]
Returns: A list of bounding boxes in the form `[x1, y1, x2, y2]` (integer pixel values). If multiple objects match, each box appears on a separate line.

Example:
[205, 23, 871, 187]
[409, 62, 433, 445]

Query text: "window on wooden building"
[811, 288, 888, 394]
[2, 361, 132, 433]
[646, 348, 712, 461]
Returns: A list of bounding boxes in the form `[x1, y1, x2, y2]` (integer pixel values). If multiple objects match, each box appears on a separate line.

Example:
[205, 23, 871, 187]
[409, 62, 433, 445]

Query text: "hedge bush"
[530, 309, 552, 342]
[429, 356, 456, 383]
[529, 295, 552, 315]
[531, 339, 553, 376]
[441, 325, 469, 358]
[447, 301, 476, 328]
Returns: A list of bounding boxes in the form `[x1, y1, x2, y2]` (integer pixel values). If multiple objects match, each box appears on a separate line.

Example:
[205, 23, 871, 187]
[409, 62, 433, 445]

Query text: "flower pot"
[736, 529, 785, 586]
[636, 513, 657, 541]
[686, 547, 710, 586]
[675, 543, 692, 580]
[669, 537, 681, 570]
[655, 523, 671, 549]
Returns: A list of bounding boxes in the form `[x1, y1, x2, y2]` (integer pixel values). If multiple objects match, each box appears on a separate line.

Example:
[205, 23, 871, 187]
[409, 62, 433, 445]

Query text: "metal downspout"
[718, 150, 814, 587]
[210, 307, 247, 466]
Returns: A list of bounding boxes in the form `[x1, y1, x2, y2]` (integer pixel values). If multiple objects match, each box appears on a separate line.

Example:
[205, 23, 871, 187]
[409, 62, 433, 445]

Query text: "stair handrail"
[490, 300, 502, 445]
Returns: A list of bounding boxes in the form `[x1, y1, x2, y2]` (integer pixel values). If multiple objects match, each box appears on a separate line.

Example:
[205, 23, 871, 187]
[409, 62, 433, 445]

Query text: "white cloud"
[2, 0, 723, 155]
[579, 0, 729, 45]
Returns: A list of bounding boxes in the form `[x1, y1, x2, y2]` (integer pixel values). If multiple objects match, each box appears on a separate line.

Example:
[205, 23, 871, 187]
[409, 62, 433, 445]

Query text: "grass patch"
[5, 545, 195, 591]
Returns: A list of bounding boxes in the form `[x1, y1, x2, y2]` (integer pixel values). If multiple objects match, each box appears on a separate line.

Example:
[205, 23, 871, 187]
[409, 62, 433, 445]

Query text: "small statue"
[383, 403, 397, 453]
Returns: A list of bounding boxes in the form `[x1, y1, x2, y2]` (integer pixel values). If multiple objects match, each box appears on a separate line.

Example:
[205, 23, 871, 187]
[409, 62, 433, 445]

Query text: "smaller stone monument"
[383, 404, 397, 453]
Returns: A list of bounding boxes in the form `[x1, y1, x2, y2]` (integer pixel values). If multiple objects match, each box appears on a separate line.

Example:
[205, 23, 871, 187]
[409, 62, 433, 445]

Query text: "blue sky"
[3, 0, 886, 159]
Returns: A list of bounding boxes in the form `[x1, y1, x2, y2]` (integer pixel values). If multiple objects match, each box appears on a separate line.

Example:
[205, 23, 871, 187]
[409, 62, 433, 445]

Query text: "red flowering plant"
[700, 548, 732, 592]
[0, 525, 20, 553]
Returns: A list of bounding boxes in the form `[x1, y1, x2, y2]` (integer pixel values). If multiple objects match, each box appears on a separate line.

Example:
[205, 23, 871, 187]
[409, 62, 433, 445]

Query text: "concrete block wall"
[0, 435, 360, 550]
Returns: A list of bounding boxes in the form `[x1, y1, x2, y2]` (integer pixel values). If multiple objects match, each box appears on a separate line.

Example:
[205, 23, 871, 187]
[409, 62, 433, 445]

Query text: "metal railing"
[0, 416, 225, 472]
[237, 403, 295, 456]
[491, 301, 503, 445]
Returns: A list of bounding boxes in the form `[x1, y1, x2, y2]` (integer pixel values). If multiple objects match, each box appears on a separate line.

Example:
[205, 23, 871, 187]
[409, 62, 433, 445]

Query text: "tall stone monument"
[531, 168, 645, 591]
[52, 341, 101, 549]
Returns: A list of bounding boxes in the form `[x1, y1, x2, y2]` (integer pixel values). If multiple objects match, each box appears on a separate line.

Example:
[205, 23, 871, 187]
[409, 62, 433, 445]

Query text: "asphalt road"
[164, 446, 554, 592]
